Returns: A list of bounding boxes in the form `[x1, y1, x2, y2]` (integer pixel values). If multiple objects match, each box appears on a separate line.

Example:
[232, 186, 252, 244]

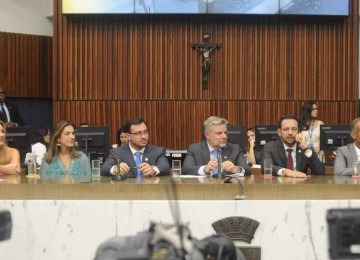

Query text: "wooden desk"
[0, 174, 357, 200]
[251, 165, 334, 175]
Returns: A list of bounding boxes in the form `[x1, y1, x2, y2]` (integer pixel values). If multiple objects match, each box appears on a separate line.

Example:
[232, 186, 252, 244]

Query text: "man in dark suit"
[261, 114, 325, 177]
[334, 118, 360, 176]
[182, 116, 250, 176]
[0, 87, 24, 127]
[101, 117, 170, 177]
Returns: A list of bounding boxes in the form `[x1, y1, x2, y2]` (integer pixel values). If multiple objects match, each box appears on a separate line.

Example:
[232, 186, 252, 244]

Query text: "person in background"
[101, 117, 170, 177]
[334, 118, 360, 176]
[30, 127, 51, 166]
[300, 101, 325, 162]
[182, 116, 250, 176]
[261, 114, 325, 177]
[0, 121, 21, 175]
[79, 123, 89, 127]
[246, 127, 262, 166]
[112, 127, 129, 148]
[0, 87, 24, 127]
[39, 120, 91, 176]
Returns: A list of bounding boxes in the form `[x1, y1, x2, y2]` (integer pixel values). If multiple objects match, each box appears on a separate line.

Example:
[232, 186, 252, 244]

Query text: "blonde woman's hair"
[0, 121, 11, 165]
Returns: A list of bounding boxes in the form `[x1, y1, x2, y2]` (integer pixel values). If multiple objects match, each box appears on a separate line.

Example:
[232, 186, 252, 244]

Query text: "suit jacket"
[334, 143, 358, 176]
[100, 143, 170, 177]
[0, 101, 24, 126]
[261, 139, 325, 175]
[182, 141, 251, 176]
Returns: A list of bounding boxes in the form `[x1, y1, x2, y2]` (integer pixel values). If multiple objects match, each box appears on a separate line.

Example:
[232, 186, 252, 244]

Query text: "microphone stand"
[112, 158, 126, 181]
[224, 175, 246, 200]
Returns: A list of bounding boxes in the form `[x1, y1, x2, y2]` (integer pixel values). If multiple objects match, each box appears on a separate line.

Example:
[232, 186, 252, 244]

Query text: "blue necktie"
[135, 151, 142, 177]
[212, 150, 219, 175]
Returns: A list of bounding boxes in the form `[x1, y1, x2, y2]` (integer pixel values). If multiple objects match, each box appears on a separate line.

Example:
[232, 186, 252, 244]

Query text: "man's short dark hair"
[122, 117, 146, 133]
[278, 115, 299, 129]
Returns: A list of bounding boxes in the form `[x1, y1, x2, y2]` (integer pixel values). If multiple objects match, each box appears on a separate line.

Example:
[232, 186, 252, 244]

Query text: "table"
[0, 173, 356, 200]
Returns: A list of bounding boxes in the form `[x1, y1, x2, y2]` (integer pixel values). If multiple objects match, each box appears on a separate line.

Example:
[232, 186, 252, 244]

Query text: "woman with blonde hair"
[0, 121, 21, 175]
[39, 120, 91, 176]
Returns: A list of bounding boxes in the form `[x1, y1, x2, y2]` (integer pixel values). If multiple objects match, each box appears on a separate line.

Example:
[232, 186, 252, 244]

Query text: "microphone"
[112, 158, 126, 181]
[218, 150, 223, 178]
[224, 175, 246, 200]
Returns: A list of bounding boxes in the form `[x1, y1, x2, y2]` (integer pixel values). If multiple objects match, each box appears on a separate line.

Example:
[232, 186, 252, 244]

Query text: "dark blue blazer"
[100, 143, 170, 177]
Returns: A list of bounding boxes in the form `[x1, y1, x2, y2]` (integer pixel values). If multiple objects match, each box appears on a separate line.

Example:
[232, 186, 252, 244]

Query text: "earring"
[56, 141, 61, 147]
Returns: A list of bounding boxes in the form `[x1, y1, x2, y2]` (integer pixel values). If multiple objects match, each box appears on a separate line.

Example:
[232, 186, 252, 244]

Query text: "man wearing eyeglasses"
[182, 116, 251, 176]
[0, 87, 24, 127]
[101, 117, 170, 177]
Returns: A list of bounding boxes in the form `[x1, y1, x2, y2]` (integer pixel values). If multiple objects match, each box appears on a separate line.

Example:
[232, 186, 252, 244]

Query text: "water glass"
[172, 160, 181, 179]
[92, 160, 101, 178]
[27, 159, 36, 175]
[352, 162, 360, 179]
[263, 159, 273, 179]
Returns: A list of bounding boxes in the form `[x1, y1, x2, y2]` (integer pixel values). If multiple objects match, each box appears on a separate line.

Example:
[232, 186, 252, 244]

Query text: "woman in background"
[30, 126, 51, 165]
[39, 120, 91, 176]
[246, 127, 262, 166]
[0, 121, 21, 175]
[111, 127, 129, 148]
[300, 101, 325, 162]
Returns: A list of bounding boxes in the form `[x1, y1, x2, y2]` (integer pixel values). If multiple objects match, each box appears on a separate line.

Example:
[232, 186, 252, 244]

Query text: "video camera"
[0, 210, 12, 242]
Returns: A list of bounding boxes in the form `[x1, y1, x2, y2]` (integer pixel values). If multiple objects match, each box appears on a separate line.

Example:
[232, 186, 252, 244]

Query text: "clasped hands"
[114, 162, 155, 176]
[204, 159, 238, 174]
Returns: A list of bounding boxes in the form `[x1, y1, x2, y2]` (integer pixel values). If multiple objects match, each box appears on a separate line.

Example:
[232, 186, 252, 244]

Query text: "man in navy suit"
[101, 117, 170, 177]
[182, 116, 250, 176]
[0, 87, 24, 127]
[261, 114, 325, 177]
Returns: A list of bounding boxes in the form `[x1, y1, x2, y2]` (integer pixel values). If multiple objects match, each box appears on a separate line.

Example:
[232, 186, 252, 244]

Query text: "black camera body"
[0, 210, 12, 242]
[327, 208, 360, 259]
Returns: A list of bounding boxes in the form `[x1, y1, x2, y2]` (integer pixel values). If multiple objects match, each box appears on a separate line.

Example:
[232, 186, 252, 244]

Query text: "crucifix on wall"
[191, 33, 221, 90]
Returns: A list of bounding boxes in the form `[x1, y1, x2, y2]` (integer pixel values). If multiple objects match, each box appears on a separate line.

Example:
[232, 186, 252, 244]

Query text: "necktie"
[134, 151, 142, 177]
[0, 102, 8, 122]
[212, 150, 219, 175]
[286, 149, 294, 170]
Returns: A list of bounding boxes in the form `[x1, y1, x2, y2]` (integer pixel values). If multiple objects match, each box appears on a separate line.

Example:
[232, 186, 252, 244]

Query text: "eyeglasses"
[130, 130, 149, 137]
[312, 108, 318, 111]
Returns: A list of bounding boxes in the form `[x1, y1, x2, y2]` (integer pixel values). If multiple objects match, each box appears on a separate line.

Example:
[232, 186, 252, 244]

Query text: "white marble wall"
[0, 200, 357, 260]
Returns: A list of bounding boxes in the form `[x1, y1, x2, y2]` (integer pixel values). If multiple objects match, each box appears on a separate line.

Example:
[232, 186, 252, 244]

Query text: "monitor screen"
[166, 149, 187, 168]
[226, 125, 247, 154]
[6, 126, 32, 162]
[320, 125, 352, 151]
[63, 0, 349, 16]
[280, 0, 349, 16]
[255, 125, 279, 151]
[75, 126, 110, 157]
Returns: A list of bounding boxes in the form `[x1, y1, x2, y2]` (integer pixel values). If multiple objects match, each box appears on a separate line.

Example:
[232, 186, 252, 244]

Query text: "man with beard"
[101, 117, 170, 177]
[182, 116, 250, 176]
[261, 114, 325, 177]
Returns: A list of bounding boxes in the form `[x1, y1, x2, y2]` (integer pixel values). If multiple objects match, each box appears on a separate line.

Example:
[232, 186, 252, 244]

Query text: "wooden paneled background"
[0, 32, 52, 98]
[8, 0, 358, 149]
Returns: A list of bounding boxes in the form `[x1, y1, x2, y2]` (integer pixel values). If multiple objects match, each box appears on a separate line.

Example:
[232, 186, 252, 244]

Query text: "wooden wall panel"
[53, 0, 359, 149]
[0, 32, 52, 98]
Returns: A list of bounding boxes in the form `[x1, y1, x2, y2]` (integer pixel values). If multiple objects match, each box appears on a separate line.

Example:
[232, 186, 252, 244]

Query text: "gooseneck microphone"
[112, 158, 126, 181]
[224, 175, 246, 200]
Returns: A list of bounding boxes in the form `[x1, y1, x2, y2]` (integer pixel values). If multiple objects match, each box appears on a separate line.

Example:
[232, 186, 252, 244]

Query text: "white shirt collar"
[128, 143, 145, 155]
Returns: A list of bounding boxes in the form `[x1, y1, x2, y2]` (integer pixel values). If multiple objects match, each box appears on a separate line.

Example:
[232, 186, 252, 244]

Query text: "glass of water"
[172, 160, 181, 179]
[27, 159, 36, 176]
[92, 160, 101, 179]
[263, 159, 273, 179]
